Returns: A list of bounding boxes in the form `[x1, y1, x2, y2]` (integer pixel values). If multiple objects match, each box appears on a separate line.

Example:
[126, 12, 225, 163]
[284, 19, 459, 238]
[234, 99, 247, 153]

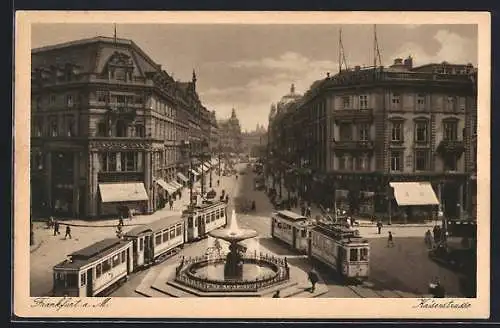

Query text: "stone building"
[209, 110, 220, 154]
[241, 124, 267, 157]
[268, 58, 477, 220]
[218, 108, 242, 154]
[30, 36, 213, 218]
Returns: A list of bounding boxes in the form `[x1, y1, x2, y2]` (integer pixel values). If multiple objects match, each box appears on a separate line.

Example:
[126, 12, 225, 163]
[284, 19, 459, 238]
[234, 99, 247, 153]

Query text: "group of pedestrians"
[48, 216, 72, 239]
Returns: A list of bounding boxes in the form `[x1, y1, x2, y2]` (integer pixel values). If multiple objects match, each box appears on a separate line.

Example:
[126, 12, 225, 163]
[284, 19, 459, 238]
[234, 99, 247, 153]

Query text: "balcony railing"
[437, 140, 465, 154]
[332, 140, 374, 151]
[333, 108, 373, 123]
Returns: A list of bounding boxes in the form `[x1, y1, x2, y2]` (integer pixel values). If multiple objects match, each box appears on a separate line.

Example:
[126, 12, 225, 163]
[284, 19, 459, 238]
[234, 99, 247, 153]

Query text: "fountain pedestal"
[224, 242, 244, 280]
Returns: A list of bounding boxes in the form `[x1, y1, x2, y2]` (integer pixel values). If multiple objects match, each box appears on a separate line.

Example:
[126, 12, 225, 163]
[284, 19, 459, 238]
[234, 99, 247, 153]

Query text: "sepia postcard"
[13, 11, 490, 319]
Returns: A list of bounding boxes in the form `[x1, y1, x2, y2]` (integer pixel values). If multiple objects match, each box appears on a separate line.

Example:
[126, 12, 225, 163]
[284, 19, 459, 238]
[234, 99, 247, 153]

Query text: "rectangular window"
[97, 121, 107, 137]
[120, 152, 137, 172]
[359, 95, 368, 109]
[443, 122, 458, 141]
[102, 259, 111, 273]
[176, 224, 182, 236]
[417, 94, 426, 111]
[458, 97, 466, 111]
[139, 238, 144, 251]
[358, 124, 369, 141]
[349, 248, 359, 262]
[66, 95, 74, 107]
[49, 94, 56, 104]
[155, 234, 162, 245]
[205, 215, 210, 224]
[121, 250, 126, 263]
[66, 116, 75, 137]
[112, 254, 120, 267]
[415, 122, 428, 142]
[415, 150, 429, 171]
[351, 157, 357, 171]
[66, 273, 78, 288]
[446, 96, 456, 111]
[391, 122, 403, 141]
[360, 248, 369, 261]
[96, 263, 102, 278]
[339, 123, 352, 141]
[342, 96, 351, 109]
[360, 156, 369, 171]
[33, 118, 43, 137]
[163, 230, 169, 242]
[391, 93, 401, 108]
[97, 91, 108, 103]
[390, 151, 403, 171]
[106, 153, 117, 171]
[169, 228, 176, 239]
[50, 117, 58, 137]
[80, 272, 86, 287]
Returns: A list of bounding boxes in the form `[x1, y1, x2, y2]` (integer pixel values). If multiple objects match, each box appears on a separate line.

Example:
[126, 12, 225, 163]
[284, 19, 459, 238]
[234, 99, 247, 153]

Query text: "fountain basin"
[188, 258, 278, 281]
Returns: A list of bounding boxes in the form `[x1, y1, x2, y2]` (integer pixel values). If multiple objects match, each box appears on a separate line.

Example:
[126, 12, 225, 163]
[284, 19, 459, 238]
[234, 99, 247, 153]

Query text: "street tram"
[52, 238, 134, 297]
[182, 200, 228, 241]
[271, 210, 311, 253]
[123, 215, 185, 268]
[308, 222, 370, 282]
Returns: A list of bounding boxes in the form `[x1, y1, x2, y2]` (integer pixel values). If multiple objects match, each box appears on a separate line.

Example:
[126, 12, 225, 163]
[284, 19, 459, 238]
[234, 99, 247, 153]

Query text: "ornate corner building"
[30, 37, 215, 219]
[268, 58, 477, 221]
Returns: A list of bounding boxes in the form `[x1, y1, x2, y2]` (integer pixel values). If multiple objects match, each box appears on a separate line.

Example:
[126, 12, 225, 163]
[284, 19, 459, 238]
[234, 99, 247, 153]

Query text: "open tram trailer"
[52, 239, 133, 297]
[309, 222, 370, 281]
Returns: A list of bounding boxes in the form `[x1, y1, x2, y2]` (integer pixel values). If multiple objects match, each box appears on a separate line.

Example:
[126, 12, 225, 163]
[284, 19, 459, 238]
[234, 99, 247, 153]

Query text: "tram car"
[308, 222, 370, 282]
[123, 215, 185, 269]
[182, 200, 228, 241]
[271, 210, 311, 253]
[52, 238, 134, 297]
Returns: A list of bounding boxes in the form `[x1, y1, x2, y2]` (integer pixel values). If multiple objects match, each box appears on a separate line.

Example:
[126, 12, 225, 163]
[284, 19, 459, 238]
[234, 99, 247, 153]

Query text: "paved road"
[31, 162, 466, 298]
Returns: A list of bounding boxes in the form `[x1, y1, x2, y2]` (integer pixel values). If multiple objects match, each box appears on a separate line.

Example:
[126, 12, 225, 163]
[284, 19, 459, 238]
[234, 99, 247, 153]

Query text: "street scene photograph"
[24, 16, 482, 306]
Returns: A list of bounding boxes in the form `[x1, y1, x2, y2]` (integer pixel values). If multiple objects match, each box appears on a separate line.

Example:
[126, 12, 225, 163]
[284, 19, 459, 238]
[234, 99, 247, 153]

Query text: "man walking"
[53, 219, 60, 236]
[169, 199, 174, 210]
[308, 269, 319, 293]
[387, 231, 394, 248]
[64, 225, 72, 240]
[377, 220, 383, 234]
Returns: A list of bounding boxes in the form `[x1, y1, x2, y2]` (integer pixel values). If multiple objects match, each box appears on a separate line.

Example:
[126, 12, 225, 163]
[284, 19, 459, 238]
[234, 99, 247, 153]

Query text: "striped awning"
[177, 172, 189, 183]
[171, 180, 183, 190]
[166, 182, 179, 193]
[99, 183, 149, 203]
[390, 182, 440, 206]
[155, 179, 176, 194]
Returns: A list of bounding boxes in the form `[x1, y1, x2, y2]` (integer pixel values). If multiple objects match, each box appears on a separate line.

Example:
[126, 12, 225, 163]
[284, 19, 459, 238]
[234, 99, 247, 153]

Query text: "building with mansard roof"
[267, 57, 477, 221]
[31, 36, 214, 218]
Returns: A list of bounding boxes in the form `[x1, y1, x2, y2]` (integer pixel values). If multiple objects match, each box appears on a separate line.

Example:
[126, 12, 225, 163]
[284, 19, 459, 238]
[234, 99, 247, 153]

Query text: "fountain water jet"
[209, 209, 258, 280]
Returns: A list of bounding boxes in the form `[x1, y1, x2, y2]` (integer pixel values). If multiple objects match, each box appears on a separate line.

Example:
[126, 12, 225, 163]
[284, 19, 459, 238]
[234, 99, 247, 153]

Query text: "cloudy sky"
[31, 24, 477, 131]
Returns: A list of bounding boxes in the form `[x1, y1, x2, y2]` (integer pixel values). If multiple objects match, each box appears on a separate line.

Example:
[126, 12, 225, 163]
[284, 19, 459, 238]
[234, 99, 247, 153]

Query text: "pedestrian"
[308, 269, 319, 293]
[425, 229, 433, 249]
[430, 278, 445, 298]
[301, 206, 306, 216]
[272, 290, 281, 298]
[306, 206, 311, 218]
[64, 225, 72, 239]
[217, 179, 220, 187]
[387, 231, 394, 248]
[376, 220, 383, 234]
[53, 219, 60, 236]
[118, 216, 124, 227]
[116, 224, 123, 239]
[169, 199, 174, 210]
[225, 194, 229, 203]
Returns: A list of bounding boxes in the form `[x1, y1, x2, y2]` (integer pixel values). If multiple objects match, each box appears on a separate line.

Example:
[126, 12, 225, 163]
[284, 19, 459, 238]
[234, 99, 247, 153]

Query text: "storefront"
[389, 181, 440, 222]
[98, 182, 149, 217]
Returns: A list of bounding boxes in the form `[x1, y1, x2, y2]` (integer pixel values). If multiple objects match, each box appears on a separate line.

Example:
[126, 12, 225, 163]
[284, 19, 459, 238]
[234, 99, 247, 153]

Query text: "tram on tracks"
[271, 210, 311, 253]
[181, 200, 228, 241]
[270, 210, 370, 282]
[309, 222, 370, 282]
[52, 200, 228, 297]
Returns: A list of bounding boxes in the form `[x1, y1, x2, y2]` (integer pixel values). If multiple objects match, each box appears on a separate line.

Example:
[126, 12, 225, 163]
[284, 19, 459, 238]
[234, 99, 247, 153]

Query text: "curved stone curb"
[30, 240, 44, 253]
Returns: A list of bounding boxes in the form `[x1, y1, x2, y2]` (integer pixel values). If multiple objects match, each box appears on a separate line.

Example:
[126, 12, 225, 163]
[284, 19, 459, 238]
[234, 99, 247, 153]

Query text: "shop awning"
[202, 164, 210, 172]
[190, 169, 200, 176]
[389, 182, 440, 206]
[171, 180, 183, 190]
[99, 182, 149, 203]
[177, 172, 189, 183]
[166, 182, 179, 193]
[203, 163, 211, 170]
[177, 172, 189, 182]
[155, 178, 177, 194]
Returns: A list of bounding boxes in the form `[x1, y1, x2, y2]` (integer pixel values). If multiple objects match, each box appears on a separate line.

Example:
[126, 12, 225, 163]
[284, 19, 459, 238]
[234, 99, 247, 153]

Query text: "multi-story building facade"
[31, 36, 213, 219]
[268, 58, 477, 220]
[218, 108, 242, 154]
[241, 124, 267, 157]
[209, 110, 220, 154]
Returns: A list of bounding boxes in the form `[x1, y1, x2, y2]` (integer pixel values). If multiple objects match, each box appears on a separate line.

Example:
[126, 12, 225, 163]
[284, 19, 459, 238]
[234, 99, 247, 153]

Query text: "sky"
[31, 24, 477, 132]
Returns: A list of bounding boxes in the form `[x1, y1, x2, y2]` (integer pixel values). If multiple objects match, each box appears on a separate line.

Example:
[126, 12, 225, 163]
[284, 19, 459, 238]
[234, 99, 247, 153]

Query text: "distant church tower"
[191, 69, 197, 91]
